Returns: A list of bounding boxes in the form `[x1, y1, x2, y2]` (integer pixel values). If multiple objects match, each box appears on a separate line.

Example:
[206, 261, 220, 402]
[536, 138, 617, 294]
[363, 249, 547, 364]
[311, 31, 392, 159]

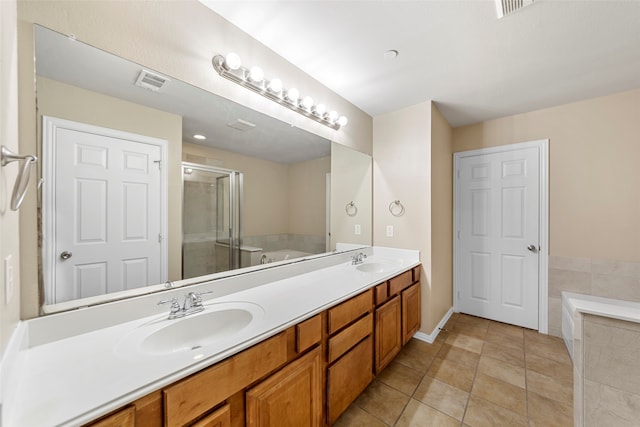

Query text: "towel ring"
[345, 201, 358, 217]
[389, 200, 405, 217]
[1, 145, 38, 211]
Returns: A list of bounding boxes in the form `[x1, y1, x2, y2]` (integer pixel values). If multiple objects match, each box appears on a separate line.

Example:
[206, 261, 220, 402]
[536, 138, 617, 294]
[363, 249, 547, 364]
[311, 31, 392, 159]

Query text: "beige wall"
[330, 143, 373, 248]
[454, 88, 640, 263]
[16, 0, 372, 322]
[0, 0, 20, 356]
[373, 102, 433, 333]
[183, 142, 289, 237]
[430, 104, 454, 331]
[454, 88, 640, 336]
[183, 142, 329, 238]
[373, 101, 453, 336]
[289, 156, 331, 237]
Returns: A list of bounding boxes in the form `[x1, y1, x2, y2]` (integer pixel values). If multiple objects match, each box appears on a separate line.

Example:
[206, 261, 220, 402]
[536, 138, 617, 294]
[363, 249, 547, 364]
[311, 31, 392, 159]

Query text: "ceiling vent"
[227, 118, 256, 131]
[135, 69, 170, 92]
[496, 0, 535, 18]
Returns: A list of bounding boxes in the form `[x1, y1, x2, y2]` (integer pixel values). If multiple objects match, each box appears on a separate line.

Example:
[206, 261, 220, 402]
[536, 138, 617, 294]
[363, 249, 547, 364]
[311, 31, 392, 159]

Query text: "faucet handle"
[186, 290, 214, 308]
[158, 297, 181, 314]
[194, 290, 214, 306]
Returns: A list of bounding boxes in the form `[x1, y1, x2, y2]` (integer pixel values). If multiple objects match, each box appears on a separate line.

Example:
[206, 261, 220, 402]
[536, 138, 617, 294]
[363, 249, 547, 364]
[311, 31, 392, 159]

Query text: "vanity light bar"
[212, 53, 348, 130]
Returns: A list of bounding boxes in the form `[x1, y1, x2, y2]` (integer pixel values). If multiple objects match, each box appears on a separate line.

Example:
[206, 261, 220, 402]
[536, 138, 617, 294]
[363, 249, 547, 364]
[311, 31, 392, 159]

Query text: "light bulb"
[224, 52, 241, 70]
[286, 88, 299, 102]
[301, 96, 314, 110]
[314, 104, 326, 116]
[338, 116, 348, 127]
[268, 78, 283, 93]
[193, 134, 206, 140]
[249, 66, 264, 82]
[327, 110, 338, 122]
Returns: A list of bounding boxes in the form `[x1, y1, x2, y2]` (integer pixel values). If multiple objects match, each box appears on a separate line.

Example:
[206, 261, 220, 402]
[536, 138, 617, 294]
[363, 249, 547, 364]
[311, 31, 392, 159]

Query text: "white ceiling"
[201, 0, 640, 127]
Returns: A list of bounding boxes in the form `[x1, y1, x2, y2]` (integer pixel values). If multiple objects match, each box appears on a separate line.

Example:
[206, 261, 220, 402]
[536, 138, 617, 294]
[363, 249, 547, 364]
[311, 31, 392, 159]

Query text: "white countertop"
[3, 247, 419, 427]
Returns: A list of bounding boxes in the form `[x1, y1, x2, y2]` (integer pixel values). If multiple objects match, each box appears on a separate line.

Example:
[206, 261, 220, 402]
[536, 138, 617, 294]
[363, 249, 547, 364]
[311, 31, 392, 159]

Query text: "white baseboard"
[412, 307, 454, 344]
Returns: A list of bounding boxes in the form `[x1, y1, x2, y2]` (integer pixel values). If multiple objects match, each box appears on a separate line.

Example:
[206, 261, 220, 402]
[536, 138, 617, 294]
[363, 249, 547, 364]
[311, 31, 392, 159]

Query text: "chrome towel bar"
[1, 145, 38, 211]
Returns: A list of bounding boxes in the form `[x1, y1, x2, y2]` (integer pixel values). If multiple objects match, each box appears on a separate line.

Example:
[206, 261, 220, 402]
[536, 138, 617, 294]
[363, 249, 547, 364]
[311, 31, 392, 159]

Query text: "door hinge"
[457, 230, 461, 239]
[457, 291, 461, 300]
[457, 170, 460, 179]
[153, 160, 161, 170]
[158, 234, 163, 243]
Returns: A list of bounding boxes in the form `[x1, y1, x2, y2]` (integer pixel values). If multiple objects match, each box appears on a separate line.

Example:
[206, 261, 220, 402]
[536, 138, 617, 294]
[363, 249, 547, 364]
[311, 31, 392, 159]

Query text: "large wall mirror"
[34, 25, 372, 312]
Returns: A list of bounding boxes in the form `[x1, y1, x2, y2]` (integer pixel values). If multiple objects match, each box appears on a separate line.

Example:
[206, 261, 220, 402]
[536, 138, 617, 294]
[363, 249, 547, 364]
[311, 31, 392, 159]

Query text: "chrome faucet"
[158, 291, 213, 319]
[351, 252, 367, 265]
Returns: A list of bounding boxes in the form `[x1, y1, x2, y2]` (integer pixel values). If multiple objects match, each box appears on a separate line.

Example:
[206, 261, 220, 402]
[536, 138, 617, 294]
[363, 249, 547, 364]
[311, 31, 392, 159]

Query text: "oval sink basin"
[116, 301, 264, 357]
[356, 262, 397, 273]
[142, 308, 253, 355]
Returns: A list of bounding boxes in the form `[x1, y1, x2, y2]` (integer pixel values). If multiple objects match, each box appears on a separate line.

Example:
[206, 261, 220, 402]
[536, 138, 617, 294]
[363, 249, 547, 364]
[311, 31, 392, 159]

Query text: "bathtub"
[261, 249, 314, 264]
[562, 291, 640, 363]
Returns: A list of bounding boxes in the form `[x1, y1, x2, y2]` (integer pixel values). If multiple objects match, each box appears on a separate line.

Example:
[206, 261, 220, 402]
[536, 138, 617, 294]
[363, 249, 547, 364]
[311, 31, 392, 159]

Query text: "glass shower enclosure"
[181, 162, 243, 279]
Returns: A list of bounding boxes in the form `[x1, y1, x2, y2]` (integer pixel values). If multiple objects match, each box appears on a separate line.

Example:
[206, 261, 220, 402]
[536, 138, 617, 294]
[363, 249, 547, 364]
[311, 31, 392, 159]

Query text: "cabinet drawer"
[296, 314, 322, 353]
[88, 406, 135, 427]
[412, 266, 421, 282]
[328, 312, 373, 363]
[389, 270, 413, 296]
[327, 336, 374, 424]
[374, 282, 389, 306]
[163, 332, 287, 427]
[328, 289, 373, 335]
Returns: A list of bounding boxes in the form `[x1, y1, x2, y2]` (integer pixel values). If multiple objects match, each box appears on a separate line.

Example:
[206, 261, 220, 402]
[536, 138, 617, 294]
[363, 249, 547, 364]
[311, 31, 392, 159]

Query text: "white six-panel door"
[455, 141, 546, 330]
[43, 117, 167, 304]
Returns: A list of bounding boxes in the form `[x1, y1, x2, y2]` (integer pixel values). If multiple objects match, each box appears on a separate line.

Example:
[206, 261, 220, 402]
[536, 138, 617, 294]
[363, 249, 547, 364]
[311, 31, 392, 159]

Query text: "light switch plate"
[4, 254, 14, 305]
[386, 225, 394, 237]
[354, 224, 361, 235]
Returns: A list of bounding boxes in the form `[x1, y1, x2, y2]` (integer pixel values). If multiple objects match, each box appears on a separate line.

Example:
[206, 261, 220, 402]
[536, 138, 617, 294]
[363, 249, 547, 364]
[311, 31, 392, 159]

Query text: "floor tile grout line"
[342, 314, 573, 427]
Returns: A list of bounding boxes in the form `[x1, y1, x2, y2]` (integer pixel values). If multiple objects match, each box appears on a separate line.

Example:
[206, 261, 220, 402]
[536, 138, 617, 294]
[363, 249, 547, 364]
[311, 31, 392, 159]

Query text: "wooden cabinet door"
[246, 347, 322, 427]
[327, 336, 373, 425]
[191, 404, 231, 427]
[402, 282, 421, 344]
[375, 295, 401, 374]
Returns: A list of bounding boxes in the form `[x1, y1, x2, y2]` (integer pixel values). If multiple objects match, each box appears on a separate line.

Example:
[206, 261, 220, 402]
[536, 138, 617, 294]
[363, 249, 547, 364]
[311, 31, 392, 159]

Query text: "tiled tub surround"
[0, 246, 419, 426]
[548, 256, 640, 337]
[243, 233, 326, 255]
[563, 293, 640, 426]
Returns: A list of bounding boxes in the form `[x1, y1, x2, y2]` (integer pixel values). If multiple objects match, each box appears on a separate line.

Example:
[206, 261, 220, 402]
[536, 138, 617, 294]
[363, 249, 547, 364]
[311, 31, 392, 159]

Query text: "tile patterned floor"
[334, 313, 574, 427]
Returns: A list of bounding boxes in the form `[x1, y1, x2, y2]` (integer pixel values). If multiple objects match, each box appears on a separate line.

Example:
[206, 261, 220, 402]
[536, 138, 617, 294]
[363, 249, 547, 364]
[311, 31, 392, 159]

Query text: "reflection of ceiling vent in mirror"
[495, 0, 535, 18]
[227, 118, 256, 131]
[135, 69, 170, 92]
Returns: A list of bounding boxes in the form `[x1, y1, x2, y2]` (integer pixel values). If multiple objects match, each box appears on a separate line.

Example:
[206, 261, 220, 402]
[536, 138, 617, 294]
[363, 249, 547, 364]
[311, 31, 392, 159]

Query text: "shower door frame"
[181, 162, 243, 276]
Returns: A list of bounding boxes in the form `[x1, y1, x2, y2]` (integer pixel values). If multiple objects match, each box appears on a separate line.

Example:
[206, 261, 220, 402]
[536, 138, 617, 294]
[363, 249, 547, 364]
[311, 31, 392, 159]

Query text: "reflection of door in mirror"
[42, 116, 168, 304]
[182, 163, 243, 279]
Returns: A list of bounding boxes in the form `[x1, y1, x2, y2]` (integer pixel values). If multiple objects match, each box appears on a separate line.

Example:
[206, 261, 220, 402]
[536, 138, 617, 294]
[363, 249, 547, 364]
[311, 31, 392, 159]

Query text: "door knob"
[60, 251, 73, 260]
[527, 245, 538, 253]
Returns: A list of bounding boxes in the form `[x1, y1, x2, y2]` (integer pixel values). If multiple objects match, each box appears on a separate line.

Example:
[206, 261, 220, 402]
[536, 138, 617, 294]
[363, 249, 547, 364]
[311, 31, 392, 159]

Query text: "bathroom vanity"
[3, 247, 421, 426]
